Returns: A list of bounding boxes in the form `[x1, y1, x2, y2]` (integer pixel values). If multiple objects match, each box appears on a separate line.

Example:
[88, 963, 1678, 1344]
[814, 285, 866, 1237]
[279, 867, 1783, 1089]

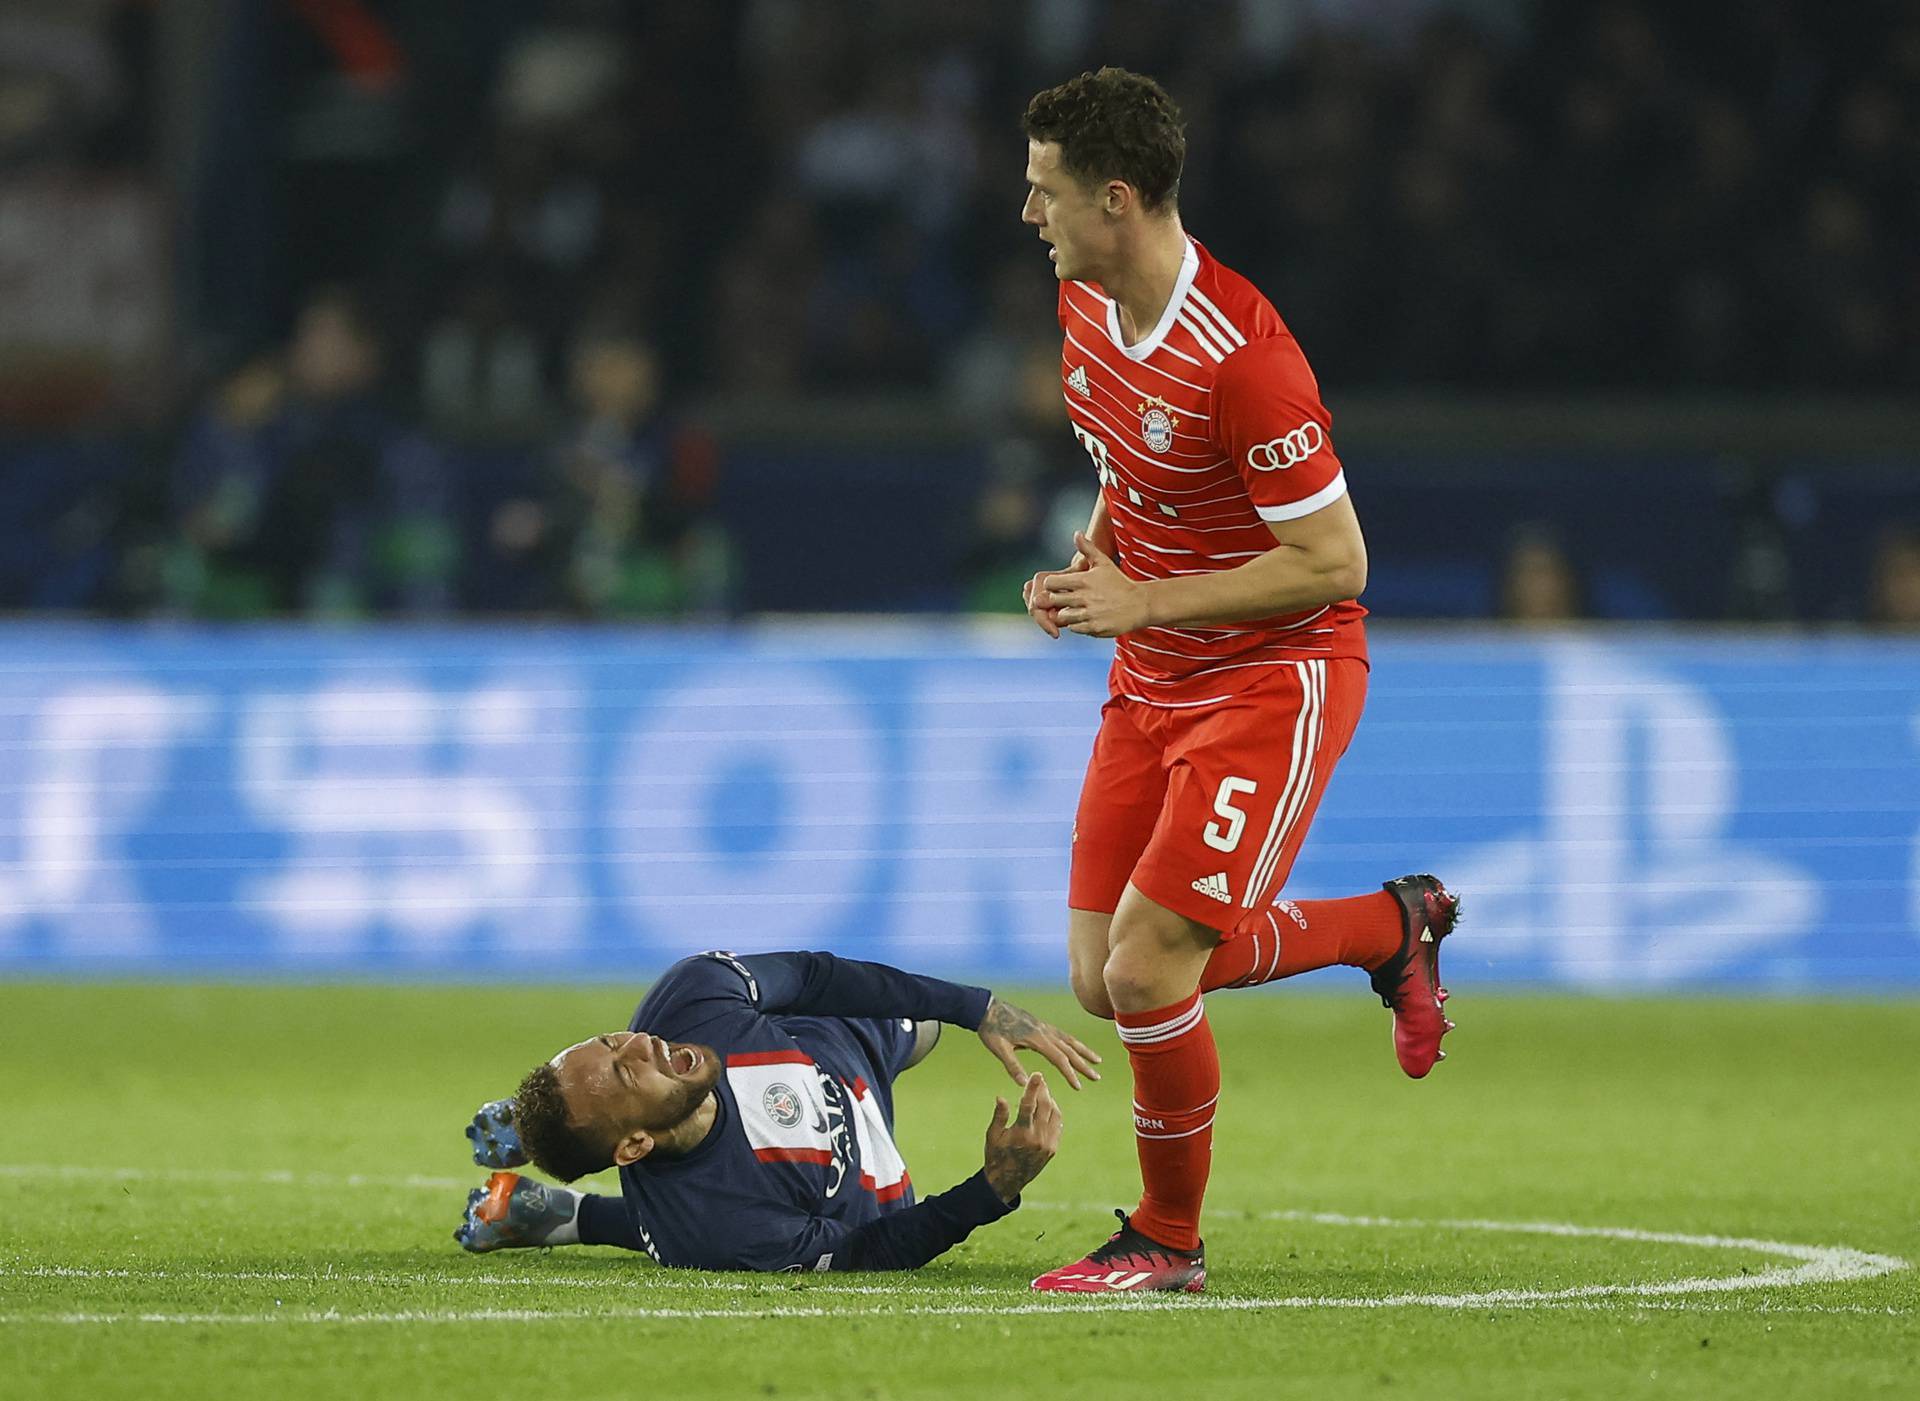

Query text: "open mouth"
[671, 1046, 700, 1075]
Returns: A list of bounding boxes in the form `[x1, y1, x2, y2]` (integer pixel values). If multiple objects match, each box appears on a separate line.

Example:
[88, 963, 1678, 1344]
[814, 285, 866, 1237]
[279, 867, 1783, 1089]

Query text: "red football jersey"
[1056, 236, 1367, 708]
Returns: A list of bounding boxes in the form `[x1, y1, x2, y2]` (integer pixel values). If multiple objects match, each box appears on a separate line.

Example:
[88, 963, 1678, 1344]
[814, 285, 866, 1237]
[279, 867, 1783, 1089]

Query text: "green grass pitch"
[3, 982, 1915, 1400]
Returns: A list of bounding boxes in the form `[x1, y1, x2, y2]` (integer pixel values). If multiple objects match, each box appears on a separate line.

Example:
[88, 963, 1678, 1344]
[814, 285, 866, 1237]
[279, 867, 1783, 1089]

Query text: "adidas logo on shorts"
[1191, 871, 1232, 903]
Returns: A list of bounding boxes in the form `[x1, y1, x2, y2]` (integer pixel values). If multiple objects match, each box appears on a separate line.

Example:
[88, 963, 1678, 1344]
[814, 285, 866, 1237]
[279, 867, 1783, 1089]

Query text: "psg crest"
[761, 1082, 803, 1128]
[1138, 396, 1179, 453]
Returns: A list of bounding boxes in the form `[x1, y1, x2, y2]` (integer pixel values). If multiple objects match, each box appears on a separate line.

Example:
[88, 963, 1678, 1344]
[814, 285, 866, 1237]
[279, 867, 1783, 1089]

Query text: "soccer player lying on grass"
[453, 949, 1098, 1273]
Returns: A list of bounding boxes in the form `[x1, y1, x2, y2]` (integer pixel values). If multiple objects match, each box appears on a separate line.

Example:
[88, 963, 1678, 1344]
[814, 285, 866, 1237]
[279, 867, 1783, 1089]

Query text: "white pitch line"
[2, 1265, 928, 1298]
[0, 1297, 1911, 1327]
[0, 1162, 1908, 1322]
[1532, 1300, 1909, 1316]
[0, 1163, 470, 1192]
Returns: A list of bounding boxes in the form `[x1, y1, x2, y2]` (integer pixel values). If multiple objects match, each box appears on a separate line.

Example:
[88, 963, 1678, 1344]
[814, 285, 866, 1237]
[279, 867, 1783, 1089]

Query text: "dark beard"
[640, 1047, 722, 1148]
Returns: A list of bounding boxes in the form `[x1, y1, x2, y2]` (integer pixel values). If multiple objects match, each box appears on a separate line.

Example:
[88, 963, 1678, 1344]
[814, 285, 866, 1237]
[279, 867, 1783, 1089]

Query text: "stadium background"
[2, 0, 1918, 988]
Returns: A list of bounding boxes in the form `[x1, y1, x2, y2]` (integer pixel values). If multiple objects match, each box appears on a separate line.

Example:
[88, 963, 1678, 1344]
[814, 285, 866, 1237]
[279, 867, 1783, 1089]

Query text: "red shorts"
[1068, 658, 1367, 932]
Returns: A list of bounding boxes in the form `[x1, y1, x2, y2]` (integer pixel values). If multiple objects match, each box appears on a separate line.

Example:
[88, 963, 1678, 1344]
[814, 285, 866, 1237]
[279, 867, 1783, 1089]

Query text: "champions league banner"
[0, 624, 1914, 989]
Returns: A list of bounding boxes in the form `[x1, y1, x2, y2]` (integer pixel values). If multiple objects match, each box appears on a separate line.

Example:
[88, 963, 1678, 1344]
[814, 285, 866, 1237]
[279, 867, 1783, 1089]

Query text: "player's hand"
[466, 1098, 529, 1169]
[983, 1072, 1062, 1204]
[977, 995, 1103, 1090]
[1041, 532, 1150, 638]
[1021, 551, 1090, 639]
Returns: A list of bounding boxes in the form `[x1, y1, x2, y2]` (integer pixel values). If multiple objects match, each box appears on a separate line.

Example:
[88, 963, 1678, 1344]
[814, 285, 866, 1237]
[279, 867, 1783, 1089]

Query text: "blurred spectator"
[473, 325, 731, 618]
[0, 0, 145, 171]
[418, 278, 549, 440]
[1720, 463, 1797, 622]
[132, 0, 1920, 404]
[943, 255, 1061, 426]
[959, 341, 1096, 613]
[1866, 526, 1920, 630]
[1497, 524, 1586, 625]
[10, 0, 1920, 621]
[164, 288, 454, 618]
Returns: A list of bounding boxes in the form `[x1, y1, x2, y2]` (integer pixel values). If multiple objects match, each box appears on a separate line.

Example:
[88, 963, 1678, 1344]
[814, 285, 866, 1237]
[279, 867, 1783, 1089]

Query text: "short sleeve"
[1213, 337, 1347, 523]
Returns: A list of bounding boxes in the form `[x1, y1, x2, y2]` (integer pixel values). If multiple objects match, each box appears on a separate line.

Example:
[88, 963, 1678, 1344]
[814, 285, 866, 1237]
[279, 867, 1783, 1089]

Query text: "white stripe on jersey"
[1063, 323, 1215, 403]
[1188, 288, 1249, 348]
[1105, 494, 1269, 534]
[1070, 370, 1218, 446]
[1126, 560, 1235, 579]
[1254, 471, 1348, 522]
[1142, 484, 1276, 509]
[1072, 393, 1217, 457]
[1067, 400, 1225, 471]
[1176, 310, 1230, 363]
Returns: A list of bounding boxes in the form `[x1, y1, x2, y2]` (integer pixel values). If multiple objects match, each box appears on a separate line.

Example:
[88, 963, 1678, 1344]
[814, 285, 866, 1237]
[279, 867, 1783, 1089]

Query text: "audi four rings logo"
[1246, 422, 1325, 471]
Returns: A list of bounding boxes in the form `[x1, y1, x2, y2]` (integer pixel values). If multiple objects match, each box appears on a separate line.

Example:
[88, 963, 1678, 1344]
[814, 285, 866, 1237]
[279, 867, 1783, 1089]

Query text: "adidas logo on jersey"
[1191, 872, 1232, 903]
[1067, 364, 1090, 397]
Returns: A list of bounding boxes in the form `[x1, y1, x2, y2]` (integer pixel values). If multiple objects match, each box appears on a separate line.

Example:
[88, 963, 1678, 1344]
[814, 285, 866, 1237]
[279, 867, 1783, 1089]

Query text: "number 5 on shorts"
[1203, 777, 1258, 852]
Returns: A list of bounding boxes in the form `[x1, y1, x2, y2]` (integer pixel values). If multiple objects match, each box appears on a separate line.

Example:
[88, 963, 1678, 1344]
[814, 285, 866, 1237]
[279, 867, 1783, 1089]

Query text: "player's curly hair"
[513, 1062, 610, 1184]
[1023, 67, 1185, 212]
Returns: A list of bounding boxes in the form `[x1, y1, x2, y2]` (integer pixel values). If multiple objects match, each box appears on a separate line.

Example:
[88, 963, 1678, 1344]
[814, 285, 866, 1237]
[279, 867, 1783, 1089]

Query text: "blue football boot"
[466, 1098, 529, 1169]
[454, 1172, 581, 1253]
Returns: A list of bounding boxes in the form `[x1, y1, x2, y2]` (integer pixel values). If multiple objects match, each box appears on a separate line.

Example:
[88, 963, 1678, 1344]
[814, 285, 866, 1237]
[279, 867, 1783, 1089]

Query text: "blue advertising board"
[1, 624, 1914, 988]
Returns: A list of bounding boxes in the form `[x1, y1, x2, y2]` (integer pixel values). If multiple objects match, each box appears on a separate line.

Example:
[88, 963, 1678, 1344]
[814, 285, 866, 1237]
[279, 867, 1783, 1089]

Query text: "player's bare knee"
[1069, 963, 1116, 1020]
[1100, 947, 1161, 1013]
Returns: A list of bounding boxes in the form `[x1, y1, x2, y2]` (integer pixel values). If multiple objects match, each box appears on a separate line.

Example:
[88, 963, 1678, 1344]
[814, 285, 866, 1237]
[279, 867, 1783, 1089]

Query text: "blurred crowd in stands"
[0, 0, 1916, 622]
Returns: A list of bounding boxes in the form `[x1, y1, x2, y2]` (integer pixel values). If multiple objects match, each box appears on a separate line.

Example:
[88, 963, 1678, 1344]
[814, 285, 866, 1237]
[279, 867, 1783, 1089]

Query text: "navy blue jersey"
[580, 950, 1013, 1272]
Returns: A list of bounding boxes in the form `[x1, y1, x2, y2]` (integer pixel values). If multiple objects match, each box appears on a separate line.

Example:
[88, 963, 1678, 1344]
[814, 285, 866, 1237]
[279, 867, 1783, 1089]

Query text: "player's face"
[551, 1031, 721, 1140]
[1022, 139, 1108, 282]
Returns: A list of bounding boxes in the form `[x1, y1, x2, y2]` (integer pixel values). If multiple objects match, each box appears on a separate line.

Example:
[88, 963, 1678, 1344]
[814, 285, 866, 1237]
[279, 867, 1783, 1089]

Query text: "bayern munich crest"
[1138, 396, 1179, 453]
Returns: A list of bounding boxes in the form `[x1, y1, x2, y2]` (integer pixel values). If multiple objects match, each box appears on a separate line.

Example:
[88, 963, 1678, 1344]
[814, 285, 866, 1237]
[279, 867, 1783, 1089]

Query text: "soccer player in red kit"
[1017, 68, 1461, 1294]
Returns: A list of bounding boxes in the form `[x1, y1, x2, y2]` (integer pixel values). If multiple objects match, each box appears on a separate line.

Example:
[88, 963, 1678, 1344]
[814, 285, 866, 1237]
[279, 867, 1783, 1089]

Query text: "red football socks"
[1114, 989, 1218, 1252]
[1201, 890, 1403, 991]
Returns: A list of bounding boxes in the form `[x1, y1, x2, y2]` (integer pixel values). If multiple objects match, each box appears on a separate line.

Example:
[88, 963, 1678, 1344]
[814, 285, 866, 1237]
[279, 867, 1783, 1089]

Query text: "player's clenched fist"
[1022, 551, 1089, 639]
[983, 1072, 1062, 1204]
[1043, 532, 1150, 638]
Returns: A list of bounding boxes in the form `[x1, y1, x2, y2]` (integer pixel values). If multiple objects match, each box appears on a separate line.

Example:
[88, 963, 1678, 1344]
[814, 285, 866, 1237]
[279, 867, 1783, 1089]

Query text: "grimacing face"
[550, 1031, 722, 1158]
[1022, 139, 1116, 283]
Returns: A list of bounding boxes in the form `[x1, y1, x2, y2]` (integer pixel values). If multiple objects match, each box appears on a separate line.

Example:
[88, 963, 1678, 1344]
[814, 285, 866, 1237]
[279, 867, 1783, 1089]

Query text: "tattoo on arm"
[981, 998, 1043, 1041]
[985, 1140, 1050, 1203]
